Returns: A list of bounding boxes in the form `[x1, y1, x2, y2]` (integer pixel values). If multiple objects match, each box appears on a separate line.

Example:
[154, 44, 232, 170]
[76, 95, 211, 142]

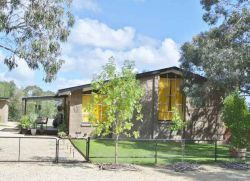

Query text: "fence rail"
[0, 136, 85, 163]
[1, 136, 249, 164]
[0, 136, 57, 162]
[81, 138, 250, 164]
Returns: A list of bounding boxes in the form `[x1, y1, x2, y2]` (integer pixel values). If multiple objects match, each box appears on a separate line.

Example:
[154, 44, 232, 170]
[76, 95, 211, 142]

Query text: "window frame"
[158, 74, 184, 121]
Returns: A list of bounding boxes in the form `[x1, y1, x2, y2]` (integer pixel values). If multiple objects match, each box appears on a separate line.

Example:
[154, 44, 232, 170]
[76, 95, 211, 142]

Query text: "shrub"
[58, 122, 68, 133]
[20, 116, 30, 129]
[28, 113, 38, 129]
[223, 91, 250, 149]
[170, 107, 185, 132]
[58, 131, 67, 138]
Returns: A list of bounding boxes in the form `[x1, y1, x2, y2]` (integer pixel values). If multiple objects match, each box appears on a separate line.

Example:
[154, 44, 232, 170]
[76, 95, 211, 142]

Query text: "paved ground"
[0, 122, 84, 162]
[0, 162, 249, 181]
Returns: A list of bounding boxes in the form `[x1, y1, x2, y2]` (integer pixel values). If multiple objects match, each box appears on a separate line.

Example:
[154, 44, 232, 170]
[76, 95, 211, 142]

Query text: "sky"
[0, 0, 210, 92]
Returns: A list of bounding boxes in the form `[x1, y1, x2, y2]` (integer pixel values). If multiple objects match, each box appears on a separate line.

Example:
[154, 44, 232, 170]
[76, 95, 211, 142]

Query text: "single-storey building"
[0, 97, 9, 123]
[55, 66, 225, 140]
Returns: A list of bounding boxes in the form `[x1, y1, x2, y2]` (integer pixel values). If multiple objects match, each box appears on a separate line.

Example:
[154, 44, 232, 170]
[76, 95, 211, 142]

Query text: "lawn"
[71, 139, 245, 165]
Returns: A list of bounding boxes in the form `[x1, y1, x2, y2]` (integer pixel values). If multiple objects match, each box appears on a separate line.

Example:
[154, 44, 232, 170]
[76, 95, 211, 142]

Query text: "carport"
[22, 95, 68, 135]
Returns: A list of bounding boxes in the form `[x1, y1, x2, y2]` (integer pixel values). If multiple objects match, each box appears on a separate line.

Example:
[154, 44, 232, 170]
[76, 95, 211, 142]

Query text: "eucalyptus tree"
[0, 0, 74, 82]
[180, 0, 250, 106]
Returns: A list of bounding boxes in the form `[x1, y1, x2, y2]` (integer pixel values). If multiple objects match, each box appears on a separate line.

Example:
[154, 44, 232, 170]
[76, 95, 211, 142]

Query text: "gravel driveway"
[0, 163, 249, 181]
[1, 123, 250, 181]
[0, 123, 84, 162]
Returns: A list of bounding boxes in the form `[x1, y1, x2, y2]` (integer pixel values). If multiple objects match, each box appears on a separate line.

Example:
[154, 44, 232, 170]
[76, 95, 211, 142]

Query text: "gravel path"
[0, 163, 249, 181]
[0, 123, 84, 162]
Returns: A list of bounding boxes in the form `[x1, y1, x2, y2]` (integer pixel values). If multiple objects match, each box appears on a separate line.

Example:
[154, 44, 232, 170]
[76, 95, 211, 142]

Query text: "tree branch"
[0, 44, 15, 53]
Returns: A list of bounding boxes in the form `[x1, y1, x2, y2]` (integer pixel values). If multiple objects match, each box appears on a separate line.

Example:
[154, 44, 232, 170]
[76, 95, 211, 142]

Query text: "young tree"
[170, 107, 185, 134]
[88, 58, 144, 164]
[223, 91, 250, 150]
[0, 0, 74, 82]
[170, 107, 186, 162]
[180, 0, 250, 106]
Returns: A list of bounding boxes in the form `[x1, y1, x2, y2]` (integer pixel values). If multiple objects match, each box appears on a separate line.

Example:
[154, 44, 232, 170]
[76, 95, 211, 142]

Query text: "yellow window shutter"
[158, 77, 184, 121]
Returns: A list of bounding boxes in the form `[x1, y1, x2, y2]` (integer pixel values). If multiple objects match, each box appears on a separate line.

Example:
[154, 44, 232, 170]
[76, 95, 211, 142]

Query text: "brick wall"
[68, 90, 94, 138]
[0, 100, 8, 123]
[67, 77, 225, 140]
[131, 75, 159, 139]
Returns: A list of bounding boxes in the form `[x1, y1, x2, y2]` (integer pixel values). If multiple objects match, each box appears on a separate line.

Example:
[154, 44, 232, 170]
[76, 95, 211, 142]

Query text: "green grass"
[71, 139, 247, 165]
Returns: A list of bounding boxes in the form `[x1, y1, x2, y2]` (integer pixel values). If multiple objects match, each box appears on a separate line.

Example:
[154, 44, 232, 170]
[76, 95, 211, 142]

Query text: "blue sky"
[0, 0, 210, 91]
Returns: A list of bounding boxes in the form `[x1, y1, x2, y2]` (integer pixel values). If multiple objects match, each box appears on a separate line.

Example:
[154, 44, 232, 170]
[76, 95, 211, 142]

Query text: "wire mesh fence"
[1, 136, 249, 164]
[57, 138, 86, 163]
[73, 138, 250, 165]
[0, 137, 57, 162]
[0, 136, 86, 163]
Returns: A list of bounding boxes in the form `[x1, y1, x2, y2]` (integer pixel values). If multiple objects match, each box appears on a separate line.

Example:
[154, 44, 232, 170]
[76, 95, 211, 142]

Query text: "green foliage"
[0, 81, 23, 121]
[0, 81, 16, 98]
[28, 113, 38, 129]
[58, 131, 67, 138]
[20, 115, 30, 129]
[36, 101, 57, 118]
[58, 122, 68, 133]
[170, 107, 185, 131]
[223, 91, 250, 149]
[9, 88, 24, 121]
[23, 86, 44, 97]
[0, 80, 56, 121]
[0, 0, 74, 82]
[23, 86, 57, 118]
[88, 58, 144, 139]
[20, 113, 38, 129]
[180, 0, 250, 106]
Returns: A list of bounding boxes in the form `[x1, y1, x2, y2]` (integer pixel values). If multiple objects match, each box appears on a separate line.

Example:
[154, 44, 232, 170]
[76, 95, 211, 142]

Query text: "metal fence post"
[18, 137, 21, 161]
[181, 139, 185, 163]
[56, 139, 59, 163]
[85, 139, 88, 160]
[154, 139, 158, 165]
[214, 140, 217, 162]
[86, 137, 90, 162]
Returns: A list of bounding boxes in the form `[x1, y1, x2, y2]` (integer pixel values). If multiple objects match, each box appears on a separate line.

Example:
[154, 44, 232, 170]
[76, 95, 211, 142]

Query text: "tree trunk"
[115, 134, 119, 164]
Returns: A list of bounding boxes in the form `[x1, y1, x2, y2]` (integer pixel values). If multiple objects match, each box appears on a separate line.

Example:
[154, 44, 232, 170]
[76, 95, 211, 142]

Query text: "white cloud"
[72, 0, 101, 12]
[62, 18, 180, 82]
[0, 57, 35, 87]
[61, 40, 180, 83]
[1, 18, 181, 91]
[52, 77, 89, 90]
[70, 18, 135, 49]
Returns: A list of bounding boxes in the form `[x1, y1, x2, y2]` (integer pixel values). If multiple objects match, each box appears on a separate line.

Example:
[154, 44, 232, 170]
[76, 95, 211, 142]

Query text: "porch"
[22, 95, 68, 136]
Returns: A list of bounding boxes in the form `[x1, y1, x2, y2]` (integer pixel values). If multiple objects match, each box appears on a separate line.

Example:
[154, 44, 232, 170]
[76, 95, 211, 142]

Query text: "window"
[82, 94, 105, 122]
[158, 77, 183, 121]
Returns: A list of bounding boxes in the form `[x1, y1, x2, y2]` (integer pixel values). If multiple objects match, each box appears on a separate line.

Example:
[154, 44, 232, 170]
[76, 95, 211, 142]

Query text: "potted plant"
[30, 120, 37, 135]
[19, 115, 30, 134]
[223, 91, 250, 160]
[29, 113, 38, 136]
